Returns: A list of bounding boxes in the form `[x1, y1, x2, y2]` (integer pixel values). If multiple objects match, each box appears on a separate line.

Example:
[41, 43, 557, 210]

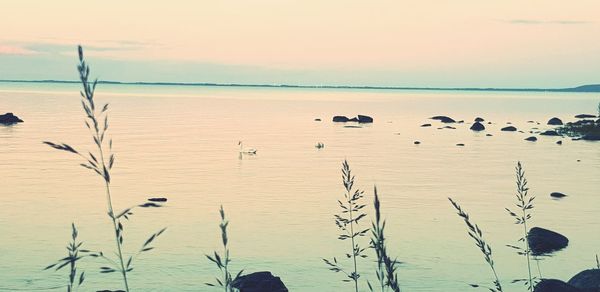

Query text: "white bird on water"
[238, 141, 257, 154]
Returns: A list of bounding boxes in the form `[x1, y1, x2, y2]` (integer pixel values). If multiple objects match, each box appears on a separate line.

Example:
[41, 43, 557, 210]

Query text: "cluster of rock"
[0, 113, 23, 125]
[332, 115, 373, 123]
[535, 270, 600, 292]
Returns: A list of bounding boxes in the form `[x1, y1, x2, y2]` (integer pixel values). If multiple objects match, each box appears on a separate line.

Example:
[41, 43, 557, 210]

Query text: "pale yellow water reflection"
[0, 83, 599, 291]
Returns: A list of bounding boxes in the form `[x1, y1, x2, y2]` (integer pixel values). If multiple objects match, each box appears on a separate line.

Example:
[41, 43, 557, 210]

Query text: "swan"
[238, 141, 257, 154]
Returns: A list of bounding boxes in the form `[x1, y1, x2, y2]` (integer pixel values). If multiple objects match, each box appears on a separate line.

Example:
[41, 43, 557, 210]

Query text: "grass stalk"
[505, 162, 535, 291]
[206, 205, 243, 291]
[449, 198, 503, 292]
[45, 224, 88, 292]
[323, 160, 369, 292]
[368, 186, 401, 292]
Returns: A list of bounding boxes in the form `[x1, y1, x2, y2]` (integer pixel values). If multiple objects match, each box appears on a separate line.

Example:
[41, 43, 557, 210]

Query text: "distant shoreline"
[1, 79, 599, 93]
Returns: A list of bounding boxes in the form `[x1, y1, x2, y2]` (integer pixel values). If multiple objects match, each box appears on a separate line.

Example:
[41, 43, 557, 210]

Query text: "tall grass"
[206, 205, 243, 292]
[324, 160, 369, 292]
[368, 186, 401, 292]
[44, 224, 89, 292]
[44, 45, 167, 292]
[505, 162, 535, 291]
[448, 198, 503, 292]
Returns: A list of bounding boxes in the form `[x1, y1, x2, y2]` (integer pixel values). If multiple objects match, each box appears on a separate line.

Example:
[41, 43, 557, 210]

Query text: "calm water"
[0, 83, 599, 291]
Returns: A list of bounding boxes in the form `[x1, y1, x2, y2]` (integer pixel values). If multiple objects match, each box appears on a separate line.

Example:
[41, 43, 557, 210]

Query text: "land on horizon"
[2, 79, 600, 93]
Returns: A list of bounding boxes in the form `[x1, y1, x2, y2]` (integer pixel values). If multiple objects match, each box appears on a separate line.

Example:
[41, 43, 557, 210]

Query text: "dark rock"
[525, 136, 538, 142]
[548, 117, 563, 125]
[414, 141, 421, 145]
[430, 116, 456, 123]
[0, 113, 23, 125]
[557, 140, 563, 145]
[550, 192, 567, 198]
[421, 123, 432, 127]
[501, 126, 517, 132]
[528, 227, 568, 255]
[582, 134, 600, 141]
[457, 120, 464, 124]
[486, 134, 493, 136]
[527, 120, 536, 123]
[348, 117, 359, 122]
[456, 143, 465, 146]
[540, 130, 561, 136]
[519, 130, 525, 133]
[357, 115, 373, 123]
[575, 114, 597, 119]
[475, 117, 485, 122]
[568, 269, 600, 291]
[314, 118, 321, 121]
[470, 122, 485, 131]
[534, 279, 582, 292]
[332, 116, 349, 122]
[487, 122, 492, 124]
[444, 126, 456, 129]
[232, 272, 288, 292]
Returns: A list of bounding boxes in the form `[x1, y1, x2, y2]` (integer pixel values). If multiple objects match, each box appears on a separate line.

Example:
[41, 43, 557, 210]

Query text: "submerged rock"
[528, 227, 568, 255]
[470, 122, 485, 131]
[414, 141, 421, 145]
[232, 272, 288, 292]
[314, 118, 321, 121]
[525, 136, 538, 142]
[568, 269, 600, 291]
[430, 116, 456, 123]
[582, 134, 600, 141]
[548, 117, 563, 125]
[550, 192, 567, 198]
[501, 126, 517, 132]
[332, 116, 349, 122]
[456, 143, 465, 146]
[421, 123, 432, 127]
[474, 117, 485, 122]
[557, 140, 563, 145]
[357, 115, 373, 123]
[540, 130, 561, 136]
[0, 113, 23, 125]
[575, 114, 597, 119]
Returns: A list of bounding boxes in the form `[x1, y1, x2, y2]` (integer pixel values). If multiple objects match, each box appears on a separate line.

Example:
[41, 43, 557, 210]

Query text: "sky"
[1, 0, 599, 88]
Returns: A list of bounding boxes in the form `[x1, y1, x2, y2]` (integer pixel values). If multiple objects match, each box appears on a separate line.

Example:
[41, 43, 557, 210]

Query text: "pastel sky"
[1, 0, 599, 87]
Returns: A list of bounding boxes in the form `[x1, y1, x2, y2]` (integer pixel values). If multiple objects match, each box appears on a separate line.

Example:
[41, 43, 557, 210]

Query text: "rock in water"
[357, 115, 373, 123]
[470, 122, 485, 131]
[582, 134, 600, 141]
[430, 116, 456, 123]
[557, 140, 563, 145]
[528, 227, 568, 255]
[534, 279, 582, 292]
[525, 136, 538, 142]
[575, 114, 597, 119]
[550, 192, 567, 198]
[421, 123, 432, 127]
[232, 272, 288, 292]
[540, 130, 561, 136]
[0, 113, 23, 125]
[568, 269, 600, 291]
[548, 117, 563, 125]
[501, 126, 517, 132]
[474, 117, 485, 122]
[414, 141, 421, 145]
[332, 116, 349, 122]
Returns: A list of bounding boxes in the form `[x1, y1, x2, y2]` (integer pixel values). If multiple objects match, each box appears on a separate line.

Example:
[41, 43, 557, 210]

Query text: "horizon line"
[1, 79, 599, 93]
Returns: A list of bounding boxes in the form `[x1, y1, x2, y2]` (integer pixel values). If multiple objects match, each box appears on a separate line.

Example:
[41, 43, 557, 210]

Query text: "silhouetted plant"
[449, 198, 503, 292]
[323, 160, 369, 292]
[44, 224, 89, 292]
[596, 254, 599, 269]
[368, 186, 401, 292]
[44, 46, 167, 292]
[206, 205, 243, 291]
[505, 162, 536, 291]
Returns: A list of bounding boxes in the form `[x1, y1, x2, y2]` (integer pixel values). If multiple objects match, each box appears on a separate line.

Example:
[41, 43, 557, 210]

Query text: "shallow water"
[0, 83, 599, 291]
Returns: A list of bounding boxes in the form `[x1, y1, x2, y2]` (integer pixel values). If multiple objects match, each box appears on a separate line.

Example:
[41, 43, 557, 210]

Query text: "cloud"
[505, 19, 591, 25]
